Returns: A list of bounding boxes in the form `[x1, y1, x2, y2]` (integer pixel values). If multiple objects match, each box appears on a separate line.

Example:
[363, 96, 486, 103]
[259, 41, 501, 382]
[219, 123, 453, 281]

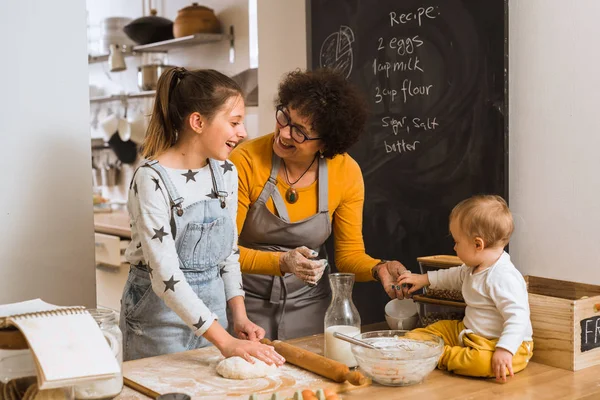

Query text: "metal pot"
[137, 64, 176, 91]
[123, 9, 174, 45]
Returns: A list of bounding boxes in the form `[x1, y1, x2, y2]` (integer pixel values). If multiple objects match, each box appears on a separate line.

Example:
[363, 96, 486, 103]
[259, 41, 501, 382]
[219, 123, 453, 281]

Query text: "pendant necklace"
[282, 155, 318, 204]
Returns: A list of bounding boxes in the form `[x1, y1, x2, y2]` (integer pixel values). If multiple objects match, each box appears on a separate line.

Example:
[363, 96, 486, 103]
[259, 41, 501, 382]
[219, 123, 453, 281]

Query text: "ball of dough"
[216, 356, 278, 379]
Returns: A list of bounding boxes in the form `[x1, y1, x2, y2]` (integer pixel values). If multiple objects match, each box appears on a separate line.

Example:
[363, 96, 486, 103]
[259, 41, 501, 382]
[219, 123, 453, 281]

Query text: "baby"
[398, 195, 533, 382]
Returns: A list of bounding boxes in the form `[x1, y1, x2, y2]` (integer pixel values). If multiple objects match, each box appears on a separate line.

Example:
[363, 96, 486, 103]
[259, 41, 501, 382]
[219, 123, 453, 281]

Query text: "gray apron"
[240, 154, 332, 340]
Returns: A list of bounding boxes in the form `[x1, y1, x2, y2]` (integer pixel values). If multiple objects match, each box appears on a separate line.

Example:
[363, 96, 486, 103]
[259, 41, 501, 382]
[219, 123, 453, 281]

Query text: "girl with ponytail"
[120, 67, 284, 366]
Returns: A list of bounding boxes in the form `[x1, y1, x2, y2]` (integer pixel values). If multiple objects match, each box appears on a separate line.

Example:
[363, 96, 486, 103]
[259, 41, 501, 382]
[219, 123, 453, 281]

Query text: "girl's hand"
[219, 337, 286, 366]
[397, 272, 430, 295]
[492, 348, 514, 382]
[233, 316, 265, 341]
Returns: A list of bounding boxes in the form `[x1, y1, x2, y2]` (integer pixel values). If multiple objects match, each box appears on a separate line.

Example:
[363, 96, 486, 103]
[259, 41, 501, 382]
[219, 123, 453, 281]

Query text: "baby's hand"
[492, 347, 514, 382]
[396, 273, 429, 295]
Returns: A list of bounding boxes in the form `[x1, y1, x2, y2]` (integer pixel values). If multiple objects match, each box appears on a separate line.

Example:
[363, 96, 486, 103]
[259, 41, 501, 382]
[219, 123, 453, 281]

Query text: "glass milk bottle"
[324, 273, 361, 367]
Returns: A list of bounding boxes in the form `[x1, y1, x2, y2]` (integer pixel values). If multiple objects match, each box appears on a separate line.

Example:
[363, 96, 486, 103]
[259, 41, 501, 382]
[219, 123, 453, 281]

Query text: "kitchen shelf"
[135, 32, 229, 52]
[88, 26, 235, 64]
[90, 90, 156, 103]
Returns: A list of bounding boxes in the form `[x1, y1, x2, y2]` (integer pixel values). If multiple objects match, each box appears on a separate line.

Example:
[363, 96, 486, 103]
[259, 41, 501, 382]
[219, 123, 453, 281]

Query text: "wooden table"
[116, 323, 600, 400]
[94, 209, 131, 238]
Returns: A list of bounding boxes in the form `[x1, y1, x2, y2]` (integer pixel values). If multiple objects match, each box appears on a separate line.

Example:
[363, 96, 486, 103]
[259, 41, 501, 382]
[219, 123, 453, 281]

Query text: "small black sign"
[580, 316, 600, 352]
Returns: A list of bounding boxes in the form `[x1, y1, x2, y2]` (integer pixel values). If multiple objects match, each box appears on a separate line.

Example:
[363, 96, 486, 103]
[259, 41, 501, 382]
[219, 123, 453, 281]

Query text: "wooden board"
[123, 335, 369, 399]
[118, 325, 600, 400]
[94, 209, 132, 238]
[417, 255, 463, 268]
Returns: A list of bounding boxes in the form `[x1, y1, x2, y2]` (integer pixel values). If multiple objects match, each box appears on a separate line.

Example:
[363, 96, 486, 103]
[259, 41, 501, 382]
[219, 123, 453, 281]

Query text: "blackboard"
[581, 316, 600, 353]
[308, 0, 508, 323]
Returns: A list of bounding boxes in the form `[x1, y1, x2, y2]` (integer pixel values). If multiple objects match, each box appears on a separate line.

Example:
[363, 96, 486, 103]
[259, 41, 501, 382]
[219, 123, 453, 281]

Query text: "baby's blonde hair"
[449, 195, 514, 248]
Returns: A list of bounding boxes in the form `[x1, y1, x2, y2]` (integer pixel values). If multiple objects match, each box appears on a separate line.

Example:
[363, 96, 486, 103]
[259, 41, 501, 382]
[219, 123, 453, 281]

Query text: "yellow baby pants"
[408, 320, 534, 378]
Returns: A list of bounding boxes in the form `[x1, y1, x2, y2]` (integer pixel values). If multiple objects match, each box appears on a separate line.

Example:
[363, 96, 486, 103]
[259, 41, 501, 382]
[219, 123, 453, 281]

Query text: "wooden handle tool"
[124, 376, 161, 398]
[261, 338, 367, 386]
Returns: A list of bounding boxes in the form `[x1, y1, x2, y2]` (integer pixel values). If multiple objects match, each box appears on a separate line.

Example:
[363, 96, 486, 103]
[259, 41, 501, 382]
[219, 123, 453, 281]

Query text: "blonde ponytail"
[142, 67, 181, 159]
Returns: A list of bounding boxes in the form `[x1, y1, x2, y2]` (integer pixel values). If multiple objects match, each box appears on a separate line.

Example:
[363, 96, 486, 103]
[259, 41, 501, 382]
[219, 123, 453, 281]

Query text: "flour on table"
[216, 356, 279, 380]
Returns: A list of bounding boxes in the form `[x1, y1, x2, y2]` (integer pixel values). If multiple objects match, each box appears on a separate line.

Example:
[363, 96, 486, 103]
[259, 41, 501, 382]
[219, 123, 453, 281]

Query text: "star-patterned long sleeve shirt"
[125, 160, 244, 337]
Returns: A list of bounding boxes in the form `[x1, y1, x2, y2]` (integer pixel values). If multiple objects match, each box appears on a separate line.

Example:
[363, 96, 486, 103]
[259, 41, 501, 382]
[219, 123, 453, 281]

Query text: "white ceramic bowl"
[384, 299, 419, 330]
[351, 330, 443, 386]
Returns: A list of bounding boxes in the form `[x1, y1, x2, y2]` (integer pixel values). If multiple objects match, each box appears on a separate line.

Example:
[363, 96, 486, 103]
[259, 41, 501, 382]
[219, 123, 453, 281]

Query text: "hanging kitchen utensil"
[124, 0, 173, 45]
[108, 44, 126, 72]
[108, 133, 138, 165]
[173, 3, 221, 38]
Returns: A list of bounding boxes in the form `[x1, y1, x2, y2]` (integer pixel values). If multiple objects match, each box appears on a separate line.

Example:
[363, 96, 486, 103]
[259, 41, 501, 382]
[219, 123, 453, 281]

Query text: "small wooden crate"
[525, 276, 600, 371]
[417, 255, 465, 302]
[417, 255, 463, 273]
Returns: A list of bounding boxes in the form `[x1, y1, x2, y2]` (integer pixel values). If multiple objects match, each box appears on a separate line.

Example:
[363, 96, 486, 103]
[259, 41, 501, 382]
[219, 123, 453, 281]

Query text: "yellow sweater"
[230, 133, 379, 282]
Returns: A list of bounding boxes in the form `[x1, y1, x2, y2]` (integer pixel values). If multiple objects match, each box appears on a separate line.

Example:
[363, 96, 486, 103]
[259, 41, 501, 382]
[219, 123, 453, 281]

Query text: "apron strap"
[256, 155, 280, 205]
[317, 156, 328, 213]
[142, 160, 184, 239]
[258, 154, 291, 222]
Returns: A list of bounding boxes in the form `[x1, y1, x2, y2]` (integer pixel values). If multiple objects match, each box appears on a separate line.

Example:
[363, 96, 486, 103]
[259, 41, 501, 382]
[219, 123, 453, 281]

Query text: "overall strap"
[207, 158, 229, 209]
[142, 160, 184, 238]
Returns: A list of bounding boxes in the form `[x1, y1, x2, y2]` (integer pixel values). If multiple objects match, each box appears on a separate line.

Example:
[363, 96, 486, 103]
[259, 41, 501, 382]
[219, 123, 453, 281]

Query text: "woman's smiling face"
[272, 106, 323, 163]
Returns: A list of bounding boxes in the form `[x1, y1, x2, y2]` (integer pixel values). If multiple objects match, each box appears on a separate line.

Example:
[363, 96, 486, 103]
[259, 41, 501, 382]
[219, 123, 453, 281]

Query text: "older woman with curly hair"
[229, 68, 409, 340]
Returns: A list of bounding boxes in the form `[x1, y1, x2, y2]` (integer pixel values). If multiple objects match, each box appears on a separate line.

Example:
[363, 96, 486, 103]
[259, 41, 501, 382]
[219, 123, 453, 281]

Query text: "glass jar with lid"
[323, 273, 361, 367]
[74, 309, 123, 400]
[0, 328, 74, 399]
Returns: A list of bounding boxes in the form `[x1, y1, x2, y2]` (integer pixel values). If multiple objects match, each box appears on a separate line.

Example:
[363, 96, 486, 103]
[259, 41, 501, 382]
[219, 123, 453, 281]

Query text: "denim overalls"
[120, 159, 234, 361]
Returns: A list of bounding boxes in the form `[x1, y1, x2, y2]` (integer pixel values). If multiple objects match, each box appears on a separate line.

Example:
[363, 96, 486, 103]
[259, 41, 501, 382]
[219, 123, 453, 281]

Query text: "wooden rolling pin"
[261, 338, 367, 386]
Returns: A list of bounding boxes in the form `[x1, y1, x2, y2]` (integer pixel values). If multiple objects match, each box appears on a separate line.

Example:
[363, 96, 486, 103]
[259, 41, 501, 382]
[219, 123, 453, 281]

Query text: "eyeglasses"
[275, 106, 321, 144]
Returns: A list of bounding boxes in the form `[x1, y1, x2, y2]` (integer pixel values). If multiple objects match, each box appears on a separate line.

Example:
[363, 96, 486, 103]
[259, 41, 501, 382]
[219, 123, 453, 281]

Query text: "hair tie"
[176, 67, 187, 80]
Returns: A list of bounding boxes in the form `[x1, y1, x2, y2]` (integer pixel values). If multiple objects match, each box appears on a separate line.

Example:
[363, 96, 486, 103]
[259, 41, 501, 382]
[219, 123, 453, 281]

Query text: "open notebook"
[0, 299, 121, 390]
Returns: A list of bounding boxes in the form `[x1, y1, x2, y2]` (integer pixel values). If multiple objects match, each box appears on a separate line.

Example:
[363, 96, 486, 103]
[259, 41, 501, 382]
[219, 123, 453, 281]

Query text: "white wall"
[257, 0, 600, 285]
[509, 0, 600, 285]
[0, 0, 96, 306]
[257, 0, 308, 135]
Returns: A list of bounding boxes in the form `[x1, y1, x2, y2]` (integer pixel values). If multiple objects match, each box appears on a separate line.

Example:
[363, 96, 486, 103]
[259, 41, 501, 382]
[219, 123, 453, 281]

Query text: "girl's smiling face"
[199, 95, 247, 160]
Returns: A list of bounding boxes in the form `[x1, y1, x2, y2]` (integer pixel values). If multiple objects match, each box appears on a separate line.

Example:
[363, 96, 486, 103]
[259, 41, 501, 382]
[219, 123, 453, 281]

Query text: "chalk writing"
[382, 116, 439, 134]
[373, 57, 424, 77]
[385, 139, 420, 154]
[377, 36, 424, 55]
[580, 315, 600, 352]
[389, 6, 438, 27]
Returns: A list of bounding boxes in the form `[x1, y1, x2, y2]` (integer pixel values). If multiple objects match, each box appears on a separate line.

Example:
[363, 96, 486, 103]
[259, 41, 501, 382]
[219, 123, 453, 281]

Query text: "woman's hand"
[279, 246, 327, 285]
[374, 261, 412, 299]
[218, 337, 286, 366]
[492, 347, 514, 382]
[233, 316, 265, 341]
[397, 272, 430, 296]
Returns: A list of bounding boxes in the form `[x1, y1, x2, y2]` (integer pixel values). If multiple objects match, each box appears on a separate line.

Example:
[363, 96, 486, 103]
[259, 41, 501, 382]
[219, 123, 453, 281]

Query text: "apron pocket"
[178, 217, 232, 270]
